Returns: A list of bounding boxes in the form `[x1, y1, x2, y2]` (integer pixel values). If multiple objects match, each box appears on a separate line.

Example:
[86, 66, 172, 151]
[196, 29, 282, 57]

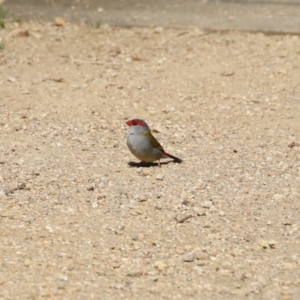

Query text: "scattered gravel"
[0, 21, 300, 299]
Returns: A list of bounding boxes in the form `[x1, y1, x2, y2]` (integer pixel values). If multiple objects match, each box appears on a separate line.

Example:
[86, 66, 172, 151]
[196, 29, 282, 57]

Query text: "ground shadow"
[128, 160, 182, 168]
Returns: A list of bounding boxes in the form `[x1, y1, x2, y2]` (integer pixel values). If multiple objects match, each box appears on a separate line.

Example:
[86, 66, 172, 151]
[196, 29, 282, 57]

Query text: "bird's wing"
[141, 131, 164, 151]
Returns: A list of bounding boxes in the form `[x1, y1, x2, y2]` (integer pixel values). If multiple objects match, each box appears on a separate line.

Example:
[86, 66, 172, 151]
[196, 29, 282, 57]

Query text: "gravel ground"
[0, 21, 300, 299]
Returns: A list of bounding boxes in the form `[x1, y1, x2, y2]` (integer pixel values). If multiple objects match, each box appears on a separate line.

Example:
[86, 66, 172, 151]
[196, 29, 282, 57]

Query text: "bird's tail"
[163, 152, 183, 163]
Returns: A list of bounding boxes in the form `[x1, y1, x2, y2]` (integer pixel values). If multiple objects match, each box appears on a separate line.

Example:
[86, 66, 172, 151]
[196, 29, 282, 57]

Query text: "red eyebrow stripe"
[126, 119, 146, 127]
[135, 120, 146, 127]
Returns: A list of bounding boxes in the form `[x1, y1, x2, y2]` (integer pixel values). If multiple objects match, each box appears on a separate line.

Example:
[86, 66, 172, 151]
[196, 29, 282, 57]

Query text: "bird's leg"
[158, 160, 161, 168]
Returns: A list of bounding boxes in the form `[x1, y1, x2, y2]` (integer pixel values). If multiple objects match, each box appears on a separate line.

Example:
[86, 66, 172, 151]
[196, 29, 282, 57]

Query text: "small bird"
[126, 119, 182, 167]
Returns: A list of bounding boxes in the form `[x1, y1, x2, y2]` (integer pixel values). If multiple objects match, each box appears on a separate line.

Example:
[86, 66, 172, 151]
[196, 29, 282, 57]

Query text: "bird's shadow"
[128, 160, 182, 168]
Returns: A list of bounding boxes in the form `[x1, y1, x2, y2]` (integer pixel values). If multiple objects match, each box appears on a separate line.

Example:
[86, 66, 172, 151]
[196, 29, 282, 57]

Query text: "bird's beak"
[125, 120, 131, 126]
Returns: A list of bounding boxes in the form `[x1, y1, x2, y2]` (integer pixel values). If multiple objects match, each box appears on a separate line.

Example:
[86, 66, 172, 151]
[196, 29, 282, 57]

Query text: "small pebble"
[219, 211, 225, 216]
[153, 261, 167, 271]
[201, 201, 213, 209]
[92, 202, 98, 208]
[156, 174, 164, 181]
[183, 252, 194, 262]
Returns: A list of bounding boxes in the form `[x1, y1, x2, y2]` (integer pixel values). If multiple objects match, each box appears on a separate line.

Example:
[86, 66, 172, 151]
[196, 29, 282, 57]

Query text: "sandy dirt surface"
[0, 21, 300, 299]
